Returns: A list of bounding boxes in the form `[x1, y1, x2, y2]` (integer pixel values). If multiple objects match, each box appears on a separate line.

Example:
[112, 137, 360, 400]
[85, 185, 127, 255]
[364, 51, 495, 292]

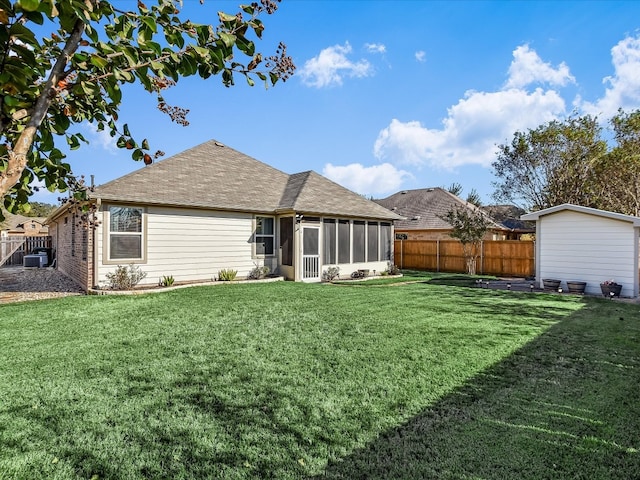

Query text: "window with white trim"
[108, 206, 143, 260]
[255, 216, 275, 256]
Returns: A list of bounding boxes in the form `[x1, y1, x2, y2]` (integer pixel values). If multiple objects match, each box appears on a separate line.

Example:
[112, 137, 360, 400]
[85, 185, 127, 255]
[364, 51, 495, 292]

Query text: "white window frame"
[104, 205, 146, 264]
[254, 216, 275, 257]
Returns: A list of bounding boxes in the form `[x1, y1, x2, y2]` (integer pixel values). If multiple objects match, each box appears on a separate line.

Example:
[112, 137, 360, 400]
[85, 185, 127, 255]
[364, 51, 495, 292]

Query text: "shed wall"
[538, 210, 638, 297]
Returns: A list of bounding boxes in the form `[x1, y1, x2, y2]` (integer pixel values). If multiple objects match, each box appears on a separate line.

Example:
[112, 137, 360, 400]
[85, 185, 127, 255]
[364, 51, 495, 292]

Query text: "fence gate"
[0, 235, 52, 267]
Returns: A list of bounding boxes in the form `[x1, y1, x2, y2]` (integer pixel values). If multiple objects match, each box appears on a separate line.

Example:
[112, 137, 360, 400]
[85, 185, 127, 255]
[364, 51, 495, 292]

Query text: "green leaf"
[3, 95, 19, 107]
[67, 135, 80, 150]
[90, 55, 109, 69]
[24, 10, 43, 24]
[132, 148, 144, 161]
[17, 0, 39, 12]
[141, 16, 157, 33]
[141, 139, 149, 150]
[123, 124, 130, 136]
[219, 32, 236, 48]
[236, 37, 255, 57]
[218, 12, 237, 22]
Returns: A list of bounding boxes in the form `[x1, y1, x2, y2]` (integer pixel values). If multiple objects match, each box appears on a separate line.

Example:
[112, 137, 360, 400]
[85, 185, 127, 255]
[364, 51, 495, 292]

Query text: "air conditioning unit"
[24, 254, 46, 268]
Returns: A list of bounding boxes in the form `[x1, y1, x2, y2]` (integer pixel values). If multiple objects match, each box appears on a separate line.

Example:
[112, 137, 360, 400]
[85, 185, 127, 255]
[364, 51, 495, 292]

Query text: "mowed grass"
[1, 278, 639, 479]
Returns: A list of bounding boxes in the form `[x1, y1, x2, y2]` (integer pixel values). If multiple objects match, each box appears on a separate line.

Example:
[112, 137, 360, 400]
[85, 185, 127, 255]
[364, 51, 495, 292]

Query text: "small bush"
[218, 269, 238, 281]
[322, 266, 340, 281]
[248, 264, 270, 280]
[159, 275, 175, 287]
[386, 263, 401, 275]
[105, 264, 147, 290]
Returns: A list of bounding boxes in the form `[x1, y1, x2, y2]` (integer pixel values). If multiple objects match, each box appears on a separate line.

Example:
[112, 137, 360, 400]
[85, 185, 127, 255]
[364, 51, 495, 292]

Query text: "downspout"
[91, 198, 101, 289]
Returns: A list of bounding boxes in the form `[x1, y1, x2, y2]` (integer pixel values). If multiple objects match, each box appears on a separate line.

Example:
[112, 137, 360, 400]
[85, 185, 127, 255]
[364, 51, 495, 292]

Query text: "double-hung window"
[108, 206, 144, 261]
[255, 216, 275, 256]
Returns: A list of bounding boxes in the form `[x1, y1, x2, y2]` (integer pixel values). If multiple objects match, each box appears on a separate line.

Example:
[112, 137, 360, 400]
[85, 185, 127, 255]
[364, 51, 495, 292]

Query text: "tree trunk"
[0, 18, 85, 202]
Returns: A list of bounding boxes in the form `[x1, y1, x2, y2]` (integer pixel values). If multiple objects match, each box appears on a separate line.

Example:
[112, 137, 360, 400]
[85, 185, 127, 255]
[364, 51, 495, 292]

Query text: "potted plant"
[542, 278, 561, 291]
[600, 279, 622, 298]
[566, 280, 587, 294]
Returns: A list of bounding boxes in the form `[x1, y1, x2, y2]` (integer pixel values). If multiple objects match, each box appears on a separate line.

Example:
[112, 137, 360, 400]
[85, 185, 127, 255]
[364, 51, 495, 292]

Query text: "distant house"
[374, 188, 518, 240]
[482, 204, 535, 239]
[0, 213, 48, 238]
[46, 140, 402, 290]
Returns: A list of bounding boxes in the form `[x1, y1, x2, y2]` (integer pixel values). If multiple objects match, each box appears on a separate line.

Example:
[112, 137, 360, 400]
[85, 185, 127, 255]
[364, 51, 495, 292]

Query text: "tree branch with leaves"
[0, 0, 295, 219]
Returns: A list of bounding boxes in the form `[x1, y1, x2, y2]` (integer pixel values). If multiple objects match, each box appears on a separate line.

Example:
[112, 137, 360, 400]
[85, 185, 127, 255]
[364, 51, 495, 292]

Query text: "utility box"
[24, 254, 46, 268]
[31, 247, 52, 266]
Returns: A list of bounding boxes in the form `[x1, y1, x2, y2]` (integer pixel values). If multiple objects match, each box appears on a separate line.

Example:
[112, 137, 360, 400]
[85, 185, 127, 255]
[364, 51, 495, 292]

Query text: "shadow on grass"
[311, 299, 640, 479]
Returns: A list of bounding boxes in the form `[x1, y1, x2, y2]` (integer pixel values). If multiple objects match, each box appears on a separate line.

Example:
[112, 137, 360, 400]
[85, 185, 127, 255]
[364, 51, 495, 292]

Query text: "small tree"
[439, 205, 491, 275]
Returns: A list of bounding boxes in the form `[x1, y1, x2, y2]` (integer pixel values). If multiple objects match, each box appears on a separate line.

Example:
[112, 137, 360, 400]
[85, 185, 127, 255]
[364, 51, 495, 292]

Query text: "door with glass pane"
[302, 226, 320, 282]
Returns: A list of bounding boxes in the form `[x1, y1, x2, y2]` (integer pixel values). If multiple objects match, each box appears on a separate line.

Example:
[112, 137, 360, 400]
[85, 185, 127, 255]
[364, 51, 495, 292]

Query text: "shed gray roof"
[521, 203, 640, 226]
[92, 140, 402, 221]
[374, 187, 503, 230]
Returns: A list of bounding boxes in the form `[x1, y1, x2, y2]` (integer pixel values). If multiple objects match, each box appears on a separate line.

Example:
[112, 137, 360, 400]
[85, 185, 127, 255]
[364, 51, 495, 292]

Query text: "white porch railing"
[302, 255, 319, 280]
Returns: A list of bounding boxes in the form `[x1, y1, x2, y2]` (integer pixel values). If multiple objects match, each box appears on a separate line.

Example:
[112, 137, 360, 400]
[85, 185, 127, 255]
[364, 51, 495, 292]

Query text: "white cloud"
[322, 162, 411, 196]
[505, 44, 575, 89]
[374, 88, 566, 170]
[581, 34, 640, 117]
[415, 51, 426, 63]
[365, 43, 386, 54]
[299, 42, 373, 88]
[82, 122, 119, 153]
[373, 44, 573, 171]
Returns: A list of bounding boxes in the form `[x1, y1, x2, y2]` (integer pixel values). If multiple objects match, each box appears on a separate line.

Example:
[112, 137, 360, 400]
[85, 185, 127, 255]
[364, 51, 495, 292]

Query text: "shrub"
[218, 269, 238, 281]
[105, 264, 147, 290]
[159, 275, 175, 287]
[322, 266, 340, 281]
[248, 264, 270, 280]
[386, 263, 401, 275]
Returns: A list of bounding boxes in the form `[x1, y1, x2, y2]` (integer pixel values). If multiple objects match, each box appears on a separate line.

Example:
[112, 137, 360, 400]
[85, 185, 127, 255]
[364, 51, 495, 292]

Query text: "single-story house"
[374, 187, 521, 240]
[521, 204, 640, 298]
[0, 213, 48, 238]
[46, 140, 403, 290]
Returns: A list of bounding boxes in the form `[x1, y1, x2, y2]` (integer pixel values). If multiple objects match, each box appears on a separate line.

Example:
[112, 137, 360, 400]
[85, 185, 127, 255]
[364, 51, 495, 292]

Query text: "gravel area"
[0, 267, 85, 304]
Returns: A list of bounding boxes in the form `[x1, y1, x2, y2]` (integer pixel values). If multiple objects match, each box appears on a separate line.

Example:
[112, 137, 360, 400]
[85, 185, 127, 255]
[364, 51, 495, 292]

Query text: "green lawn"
[1, 276, 639, 479]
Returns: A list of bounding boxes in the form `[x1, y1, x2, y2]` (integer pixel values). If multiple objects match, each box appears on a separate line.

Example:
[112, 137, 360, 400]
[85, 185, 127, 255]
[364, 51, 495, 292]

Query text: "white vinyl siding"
[537, 210, 638, 297]
[97, 206, 261, 287]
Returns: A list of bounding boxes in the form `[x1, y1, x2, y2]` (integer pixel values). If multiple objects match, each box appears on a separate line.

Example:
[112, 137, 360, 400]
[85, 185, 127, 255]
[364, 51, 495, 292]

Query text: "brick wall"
[52, 211, 94, 291]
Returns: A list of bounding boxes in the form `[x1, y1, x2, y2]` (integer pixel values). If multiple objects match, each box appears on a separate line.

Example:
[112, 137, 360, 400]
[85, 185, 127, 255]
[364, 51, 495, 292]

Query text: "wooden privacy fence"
[394, 239, 535, 278]
[0, 235, 52, 267]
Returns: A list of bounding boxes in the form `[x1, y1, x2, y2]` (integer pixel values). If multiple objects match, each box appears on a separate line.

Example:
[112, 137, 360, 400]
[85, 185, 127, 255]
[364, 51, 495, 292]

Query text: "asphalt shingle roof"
[92, 140, 402, 221]
[374, 187, 503, 230]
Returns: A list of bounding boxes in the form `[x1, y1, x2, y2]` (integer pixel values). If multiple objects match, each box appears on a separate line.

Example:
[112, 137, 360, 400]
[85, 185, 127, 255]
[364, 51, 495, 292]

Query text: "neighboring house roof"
[483, 204, 534, 231]
[90, 140, 402, 221]
[521, 203, 640, 226]
[0, 213, 47, 233]
[374, 187, 503, 230]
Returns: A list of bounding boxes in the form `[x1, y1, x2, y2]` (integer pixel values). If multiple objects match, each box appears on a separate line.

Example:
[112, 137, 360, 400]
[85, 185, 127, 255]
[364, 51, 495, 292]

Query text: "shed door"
[302, 226, 320, 282]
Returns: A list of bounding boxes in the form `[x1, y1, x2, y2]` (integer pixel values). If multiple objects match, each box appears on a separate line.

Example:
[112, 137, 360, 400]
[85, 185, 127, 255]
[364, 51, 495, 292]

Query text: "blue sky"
[31, 0, 640, 206]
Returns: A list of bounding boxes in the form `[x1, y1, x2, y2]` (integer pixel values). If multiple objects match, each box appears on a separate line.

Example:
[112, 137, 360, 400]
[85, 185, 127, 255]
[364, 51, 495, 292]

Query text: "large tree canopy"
[492, 110, 640, 216]
[0, 0, 294, 219]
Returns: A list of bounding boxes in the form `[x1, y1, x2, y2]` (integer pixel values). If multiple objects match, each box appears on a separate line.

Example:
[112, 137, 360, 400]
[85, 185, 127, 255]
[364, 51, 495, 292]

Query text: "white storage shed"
[521, 204, 640, 298]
